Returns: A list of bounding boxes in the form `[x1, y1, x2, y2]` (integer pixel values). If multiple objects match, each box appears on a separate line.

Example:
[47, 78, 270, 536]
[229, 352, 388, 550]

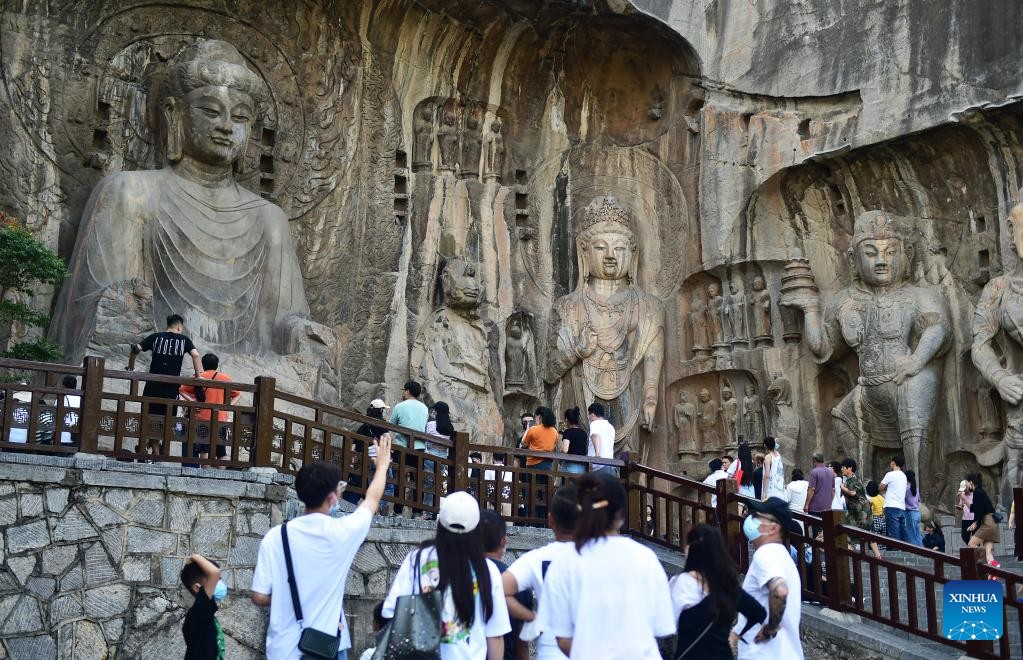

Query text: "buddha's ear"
[162, 98, 183, 163]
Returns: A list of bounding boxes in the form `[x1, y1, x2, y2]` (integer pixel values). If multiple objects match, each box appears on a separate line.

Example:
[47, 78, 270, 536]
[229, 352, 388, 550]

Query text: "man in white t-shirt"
[703, 458, 730, 508]
[734, 497, 804, 659]
[878, 454, 910, 543]
[586, 403, 616, 470]
[251, 435, 392, 660]
[502, 483, 579, 659]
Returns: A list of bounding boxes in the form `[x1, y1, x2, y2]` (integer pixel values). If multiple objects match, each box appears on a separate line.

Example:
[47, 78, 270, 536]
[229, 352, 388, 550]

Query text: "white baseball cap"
[370, 398, 390, 409]
[438, 491, 480, 534]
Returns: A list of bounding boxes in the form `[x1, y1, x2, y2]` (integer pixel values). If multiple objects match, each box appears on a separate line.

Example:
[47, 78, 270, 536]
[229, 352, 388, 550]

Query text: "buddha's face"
[181, 85, 254, 166]
[707, 282, 719, 297]
[1008, 205, 1023, 256]
[698, 388, 710, 403]
[722, 389, 733, 401]
[752, 276, 765, 291]
[853, 238, 906, 287]
[584, 231, 633, 281]
[678, 391, 688, 404]
[442, 260, 482, 309]
[745, 383, 755, 395]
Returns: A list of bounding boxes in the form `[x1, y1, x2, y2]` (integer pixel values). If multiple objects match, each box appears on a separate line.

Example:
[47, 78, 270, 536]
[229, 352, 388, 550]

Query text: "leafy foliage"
[0, 212, 69, 361]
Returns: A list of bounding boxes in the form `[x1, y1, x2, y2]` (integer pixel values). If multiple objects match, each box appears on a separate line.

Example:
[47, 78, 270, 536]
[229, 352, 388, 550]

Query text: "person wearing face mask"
[251, 435, 393, 660]
[180, 553, 227, 660]
[732, 497, 804, 659]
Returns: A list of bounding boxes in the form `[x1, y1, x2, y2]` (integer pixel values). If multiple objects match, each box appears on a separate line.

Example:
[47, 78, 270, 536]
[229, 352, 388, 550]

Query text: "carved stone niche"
[411, 96, 507, 179]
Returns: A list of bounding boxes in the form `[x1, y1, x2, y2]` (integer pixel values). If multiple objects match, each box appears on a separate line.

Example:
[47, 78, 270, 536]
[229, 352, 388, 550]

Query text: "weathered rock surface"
[1, 1, 1021, 502]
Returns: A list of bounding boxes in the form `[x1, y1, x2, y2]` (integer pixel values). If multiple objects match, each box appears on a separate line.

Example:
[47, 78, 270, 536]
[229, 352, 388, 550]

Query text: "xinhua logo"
[943, 580, 1002, 640]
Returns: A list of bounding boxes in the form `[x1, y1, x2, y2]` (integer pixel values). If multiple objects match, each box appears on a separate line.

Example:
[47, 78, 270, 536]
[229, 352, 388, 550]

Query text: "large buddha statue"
[51, 40, 321, 362]
[546, 196, 665, 458]
[782, 211, 951, 489]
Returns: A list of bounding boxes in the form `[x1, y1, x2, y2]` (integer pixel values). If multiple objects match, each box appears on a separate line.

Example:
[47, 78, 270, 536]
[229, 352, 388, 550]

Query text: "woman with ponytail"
[538, 472, 674, 659]
[382, 491, 511, 658]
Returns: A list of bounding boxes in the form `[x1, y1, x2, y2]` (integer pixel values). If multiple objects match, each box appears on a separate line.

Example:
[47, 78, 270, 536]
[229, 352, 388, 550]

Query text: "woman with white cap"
[382, 491, 511, 659]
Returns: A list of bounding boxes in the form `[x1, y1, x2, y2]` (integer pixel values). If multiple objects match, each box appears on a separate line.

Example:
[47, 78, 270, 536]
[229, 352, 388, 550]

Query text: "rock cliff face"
[2, 1, 1022, 501]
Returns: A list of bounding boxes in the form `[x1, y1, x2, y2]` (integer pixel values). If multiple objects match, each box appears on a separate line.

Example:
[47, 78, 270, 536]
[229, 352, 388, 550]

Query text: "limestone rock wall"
[2, 1, 1023, 499]
[0, 454, 292, 658]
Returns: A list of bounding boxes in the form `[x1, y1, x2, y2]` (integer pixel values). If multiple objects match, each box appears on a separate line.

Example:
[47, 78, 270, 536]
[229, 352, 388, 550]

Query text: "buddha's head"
[577, 196, 638, 286]
[752, 276, 765, 291]
[848, 211, 912, 288]
[440, 258, 484, 310]
[678, 391, 689, 404]
[698, 388, 710, 403]
[159, 40, 263, 168]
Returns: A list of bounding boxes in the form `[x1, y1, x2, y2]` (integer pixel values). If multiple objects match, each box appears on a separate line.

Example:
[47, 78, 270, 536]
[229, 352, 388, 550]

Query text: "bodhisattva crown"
[582, 195, 633, 231]
[851, 210, 904, 247]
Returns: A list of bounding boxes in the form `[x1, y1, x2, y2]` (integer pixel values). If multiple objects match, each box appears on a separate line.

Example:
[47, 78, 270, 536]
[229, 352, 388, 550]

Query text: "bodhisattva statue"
[782, 210, 951, 486]
[482, 118, 505, 181]
[689, 290, 711, 358]
[546, 195, 665, 459]
[413, 105, 435, 171]
[742, 381, 765, 442]
[438, 106, 460, 173]
[674, 391, 697, 454]
[50, 40, 327, 362]
[721, 384, 739, 444]
[410, 257, 502, 442]
[972, 201, 1023, 500]
[751, 275, 773, 345]
[696, 387, 721, 451]
[707, 281, 726, 346]
[727, 279, 749, 345]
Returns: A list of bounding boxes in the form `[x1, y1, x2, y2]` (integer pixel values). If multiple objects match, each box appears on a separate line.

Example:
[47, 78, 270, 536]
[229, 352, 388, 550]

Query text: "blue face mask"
[212, 580, 228, 602]
[329, 500, 341, 517]
[743, 515, 762, 542]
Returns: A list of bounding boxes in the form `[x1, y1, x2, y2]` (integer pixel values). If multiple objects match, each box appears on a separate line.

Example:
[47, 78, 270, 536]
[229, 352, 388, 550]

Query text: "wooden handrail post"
[822, 510, 851, 611]
[958, 546, 993, 657]
[77, 356, 104, 454]
[622, 453, 641, 535]
[451, 431, 469, 493]
[252, 376, 276, 468]
[718, 479, 739, 554]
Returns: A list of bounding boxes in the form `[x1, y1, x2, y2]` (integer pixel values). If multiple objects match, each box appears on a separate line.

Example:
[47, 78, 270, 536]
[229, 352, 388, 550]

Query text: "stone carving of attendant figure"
[696, 387, 721, 451]
[410, 257, 502, 442]
[727, 278, 749, 345]
[50, 40, 326, 362]
[721, 384, 739, 443]
[437, 104, 460, 173]
[742, 381, 765, 442]
[459, 104, 483, 179]
[706, 281, 726, 346]
[674, 391, 697, 454]
[483, 117, 505, 180]
[751, 275, 773, 343]
[767, 375, 799, 466]
[546, 195, 665, 459]
[782, 211, 951, 489]
[504, 313, 534, 390]
[412, 104, 435, 171]
[972, 201, 1023, 498]
[689, 290, 711, 357]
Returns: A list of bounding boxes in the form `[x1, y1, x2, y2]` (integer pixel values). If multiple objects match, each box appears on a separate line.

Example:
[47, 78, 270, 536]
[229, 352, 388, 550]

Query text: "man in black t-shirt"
[130, 314, 202, 456]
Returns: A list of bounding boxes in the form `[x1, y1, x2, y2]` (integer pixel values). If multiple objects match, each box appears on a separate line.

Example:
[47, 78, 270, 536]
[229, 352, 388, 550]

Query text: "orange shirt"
[179, 370, 239, 422]
[523, 425, 558, 465]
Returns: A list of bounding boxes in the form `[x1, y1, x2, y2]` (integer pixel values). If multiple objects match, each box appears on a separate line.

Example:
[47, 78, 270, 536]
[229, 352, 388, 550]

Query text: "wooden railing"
[3, 355, 1021, 655]
[621, 467, 1023, 659]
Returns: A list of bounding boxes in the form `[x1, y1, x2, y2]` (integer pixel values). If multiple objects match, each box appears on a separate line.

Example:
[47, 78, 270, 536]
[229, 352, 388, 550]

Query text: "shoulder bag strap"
[281, 522, 304, 625]
[675, 619, 714, 660]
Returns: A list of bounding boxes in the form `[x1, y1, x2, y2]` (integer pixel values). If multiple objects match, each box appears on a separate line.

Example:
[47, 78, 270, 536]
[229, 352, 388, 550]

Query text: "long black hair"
[420, 525, 494, 626]
[535, 406, 557, 428]
[905, 469, 918, 497]
[574, 471, 626, 551]
[737, 441, 754, 487]
[683, 524, 740, 625]
[432, 401, 455, 437]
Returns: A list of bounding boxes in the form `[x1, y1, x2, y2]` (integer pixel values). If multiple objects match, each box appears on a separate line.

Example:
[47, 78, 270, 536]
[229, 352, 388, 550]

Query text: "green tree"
[0, 211, 69, 363]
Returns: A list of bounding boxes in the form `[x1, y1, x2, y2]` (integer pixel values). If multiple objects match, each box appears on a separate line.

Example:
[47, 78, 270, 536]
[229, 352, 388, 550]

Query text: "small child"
[180, 553, 227, 660]
[359, 602, 388, 660]
[865, 480, 887, 551]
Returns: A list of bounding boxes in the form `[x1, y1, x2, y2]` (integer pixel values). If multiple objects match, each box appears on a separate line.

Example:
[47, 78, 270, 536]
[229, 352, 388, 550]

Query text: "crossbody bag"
[281, 522, 342, 659]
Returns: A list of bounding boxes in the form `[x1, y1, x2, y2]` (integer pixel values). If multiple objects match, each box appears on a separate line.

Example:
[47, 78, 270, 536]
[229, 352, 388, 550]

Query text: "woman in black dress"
[669, 524, 765, 659]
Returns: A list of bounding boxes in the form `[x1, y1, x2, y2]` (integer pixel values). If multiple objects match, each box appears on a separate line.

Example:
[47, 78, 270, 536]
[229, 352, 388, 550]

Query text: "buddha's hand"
[642, 400, 656, 432]
[574, 325, 598, 360]
[994, 372, 1023, 406]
